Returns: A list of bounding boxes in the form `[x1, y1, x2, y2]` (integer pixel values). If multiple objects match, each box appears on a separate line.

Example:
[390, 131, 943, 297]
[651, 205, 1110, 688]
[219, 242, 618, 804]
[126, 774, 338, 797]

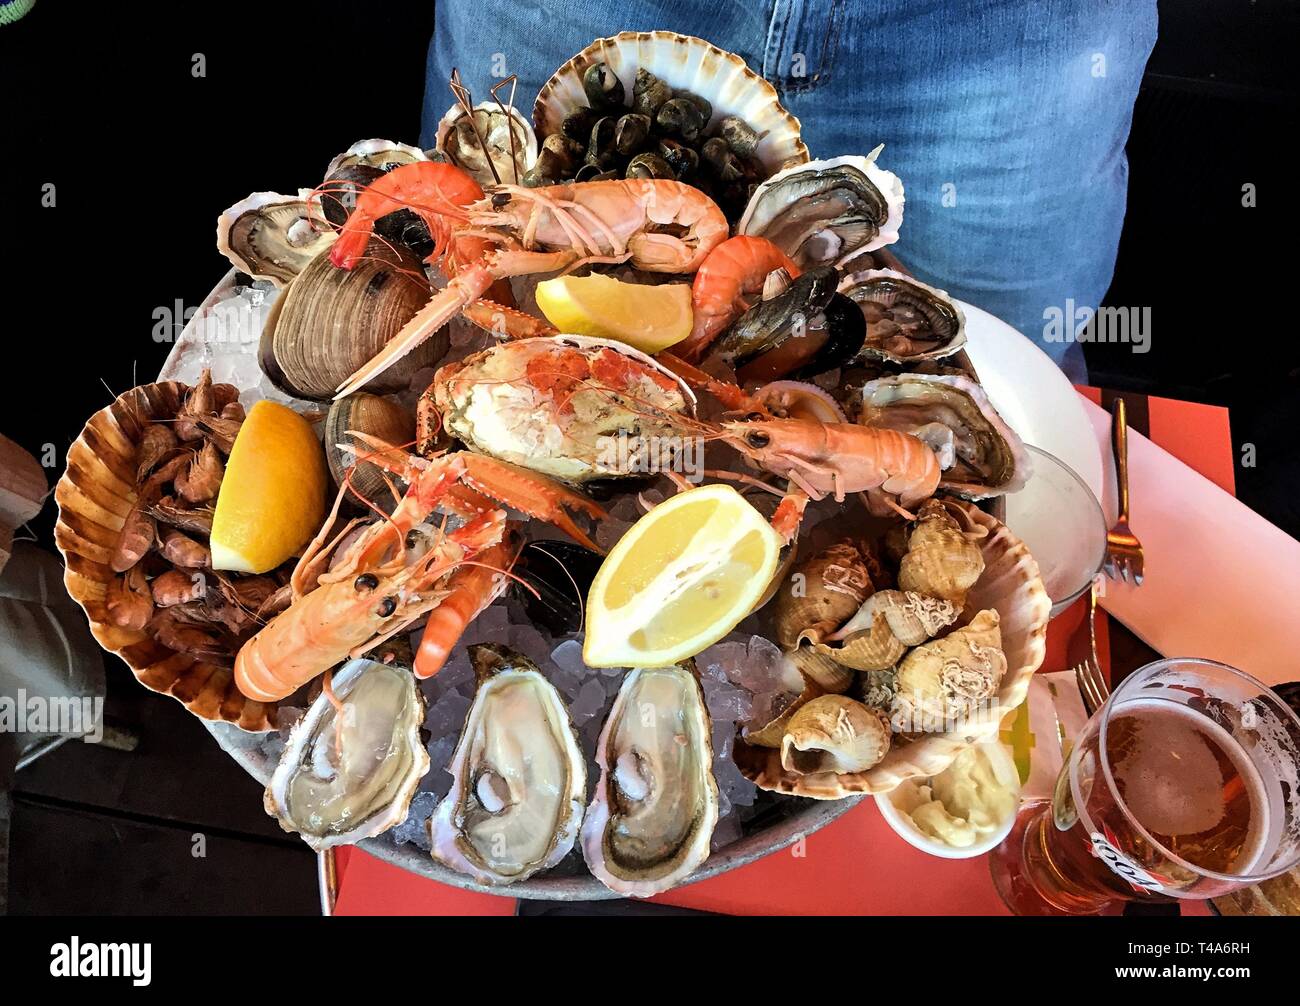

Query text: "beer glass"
[990, 658, 1300, 915]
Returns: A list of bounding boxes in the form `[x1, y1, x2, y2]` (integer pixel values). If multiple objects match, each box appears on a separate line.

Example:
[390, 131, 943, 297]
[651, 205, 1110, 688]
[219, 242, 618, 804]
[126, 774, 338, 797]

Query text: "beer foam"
[1110, 707, 1228, 837]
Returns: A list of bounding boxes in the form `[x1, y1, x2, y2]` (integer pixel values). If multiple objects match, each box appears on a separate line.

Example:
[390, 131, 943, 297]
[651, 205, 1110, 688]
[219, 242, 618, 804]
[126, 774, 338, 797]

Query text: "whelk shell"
[897, 498, 985, 604]
[891, 609, 1008, 732]
[772, 539, 875, 649]
[780, 695, 891, 776]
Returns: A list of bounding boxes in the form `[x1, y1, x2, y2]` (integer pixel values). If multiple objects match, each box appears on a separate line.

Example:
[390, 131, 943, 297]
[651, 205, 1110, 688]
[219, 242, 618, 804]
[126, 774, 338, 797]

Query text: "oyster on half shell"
[839, 269, 967, 364]
[581, 662, 719, 897]
[857, 372, 1031, 498]
[217, 191, 337, 287]
[430, 644, 586, 885]
[265, 658, 429, 851]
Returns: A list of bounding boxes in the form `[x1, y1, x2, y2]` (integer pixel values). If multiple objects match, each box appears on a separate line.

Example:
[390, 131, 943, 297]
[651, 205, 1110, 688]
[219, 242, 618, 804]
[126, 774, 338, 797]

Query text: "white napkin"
[1081, 397, 1300, 686]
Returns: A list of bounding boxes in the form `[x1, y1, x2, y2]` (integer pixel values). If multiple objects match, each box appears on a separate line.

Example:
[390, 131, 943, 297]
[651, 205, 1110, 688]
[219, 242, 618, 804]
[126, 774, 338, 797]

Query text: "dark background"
[1, 1, 1296, 914]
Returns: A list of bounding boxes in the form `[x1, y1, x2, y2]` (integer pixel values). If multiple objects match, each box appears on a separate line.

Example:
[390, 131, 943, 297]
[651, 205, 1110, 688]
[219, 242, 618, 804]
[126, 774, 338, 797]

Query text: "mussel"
[713, 266, 866, 382]
[260, 242, 445, 401]
[512, 539, 604, 635]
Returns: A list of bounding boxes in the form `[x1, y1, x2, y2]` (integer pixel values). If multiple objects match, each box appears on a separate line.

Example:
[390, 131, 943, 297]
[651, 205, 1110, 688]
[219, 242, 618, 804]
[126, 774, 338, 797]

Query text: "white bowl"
[874, 753, 1021, 860]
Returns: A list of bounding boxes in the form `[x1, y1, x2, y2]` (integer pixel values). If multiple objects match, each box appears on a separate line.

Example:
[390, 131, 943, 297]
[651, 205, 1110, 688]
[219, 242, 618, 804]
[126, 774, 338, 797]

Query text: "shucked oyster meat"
[430, 644, 586, 885]
[581, 662, 720, 898]
[857, 372, 1030, 497]
[738, 151, 904, 269]
[217, 191, 337, 287]
[839, 269, 967, 364]
[265, 657, 429, 850]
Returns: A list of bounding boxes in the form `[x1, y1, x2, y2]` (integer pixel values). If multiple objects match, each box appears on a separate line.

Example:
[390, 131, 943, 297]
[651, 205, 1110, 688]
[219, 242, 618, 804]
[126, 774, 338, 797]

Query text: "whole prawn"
[328, 166, 728, 398]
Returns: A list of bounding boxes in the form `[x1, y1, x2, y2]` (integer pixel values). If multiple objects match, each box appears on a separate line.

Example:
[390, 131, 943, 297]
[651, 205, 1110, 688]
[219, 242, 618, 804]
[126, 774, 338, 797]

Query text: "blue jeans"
[422, 1, 1158, 382]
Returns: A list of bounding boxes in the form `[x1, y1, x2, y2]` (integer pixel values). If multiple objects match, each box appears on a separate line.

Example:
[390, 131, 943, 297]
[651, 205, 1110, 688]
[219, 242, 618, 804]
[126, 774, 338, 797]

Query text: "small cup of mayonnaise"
[876, 740, 1022, 858]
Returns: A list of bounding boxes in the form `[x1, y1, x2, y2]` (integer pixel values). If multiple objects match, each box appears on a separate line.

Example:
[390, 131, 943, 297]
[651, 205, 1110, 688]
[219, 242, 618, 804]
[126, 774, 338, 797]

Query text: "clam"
[265, 657, 429, 850]
[897, 498, 985, 603]
[780, 696, 891, 776]
[839, 269, 967, 364]
[772, 539, 875, 649]
[713, 267, 866, 382]
[581, 662, 719, 898]
[216, 192, 337, 288]
[816, 589, 960, 671]
[738, 150, 905, 269]
[533, 31, 808, 174]
[751, 380, 847, 424]
[259, 242, 443, 401]
[430, 644, 586, 885]
[324, 393, 415, 506]
[857, 372, 1031, 498]
[435, 101, 538, 186]
[892, 609, 1008, 731]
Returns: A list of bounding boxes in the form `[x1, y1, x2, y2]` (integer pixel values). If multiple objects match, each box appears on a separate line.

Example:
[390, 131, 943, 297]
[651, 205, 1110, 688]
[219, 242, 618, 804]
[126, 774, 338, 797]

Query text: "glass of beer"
[990, 658, 1300, 915]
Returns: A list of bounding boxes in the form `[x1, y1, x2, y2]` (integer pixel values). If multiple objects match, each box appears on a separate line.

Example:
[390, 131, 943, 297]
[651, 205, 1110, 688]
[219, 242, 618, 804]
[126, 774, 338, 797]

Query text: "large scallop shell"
[734, 501, 1050, 797]
[259, 242, 443, 402]
[534, 32, 808, 174]
[53, 381, 280, 732]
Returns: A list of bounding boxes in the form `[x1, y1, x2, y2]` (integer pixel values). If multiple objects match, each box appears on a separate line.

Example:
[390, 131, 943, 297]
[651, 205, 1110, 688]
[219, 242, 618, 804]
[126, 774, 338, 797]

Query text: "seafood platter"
[54, 32, 1050, 900]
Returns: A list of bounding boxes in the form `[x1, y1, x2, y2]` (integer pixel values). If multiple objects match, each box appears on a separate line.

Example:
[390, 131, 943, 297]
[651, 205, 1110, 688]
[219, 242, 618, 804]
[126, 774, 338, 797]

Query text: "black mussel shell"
[582, 62, 626, 111]
[702, 136, 743, 182]
[626, 152, 674, 180]
[513, 540, 604, 635]
[319, 164, 384, 228]
[613, 113, 651, 155]
[717, 267, 840, 363]
[562, 107, 601, 142]
[657, 138, 699, 180]
[656, 97, 705, 143]
[783, 293, 867, 381]
[632, 67, 672, 117]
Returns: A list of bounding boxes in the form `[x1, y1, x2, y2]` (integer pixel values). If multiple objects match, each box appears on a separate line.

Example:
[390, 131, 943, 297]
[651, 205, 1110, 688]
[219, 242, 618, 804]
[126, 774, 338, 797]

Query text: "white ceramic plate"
[959, 301, 1105, 502]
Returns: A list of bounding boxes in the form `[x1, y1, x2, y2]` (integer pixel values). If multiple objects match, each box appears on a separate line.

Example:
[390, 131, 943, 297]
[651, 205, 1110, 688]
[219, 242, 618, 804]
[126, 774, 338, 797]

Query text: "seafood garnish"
[430, 644, 586, 884]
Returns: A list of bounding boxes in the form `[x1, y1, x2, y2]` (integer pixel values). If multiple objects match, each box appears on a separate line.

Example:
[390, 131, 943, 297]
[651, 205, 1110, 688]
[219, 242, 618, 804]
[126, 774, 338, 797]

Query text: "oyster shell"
[839, 269, 967, 364]
[265, 658, 428, 850]
[857, 373, 1031, 498]
[897, 498, 985, 603]
[326, 138, 428, 176]
[534, 31, 808, 174]
[436, 101, 538, 186]
[216, 192, 337, 288]
[738, 150, 905, 269]
[430, 644, 586, 885]
[780, 695, 891, 775]
[432, 335, 693, 484]
[892, 609, 1007, 731]
[581, 662, 719, 897]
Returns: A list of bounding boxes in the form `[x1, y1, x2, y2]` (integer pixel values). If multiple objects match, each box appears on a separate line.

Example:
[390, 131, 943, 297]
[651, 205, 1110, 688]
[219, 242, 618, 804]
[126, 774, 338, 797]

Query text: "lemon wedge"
[534, 274, 693, 353]
[583, 485, 784, 667]
[210, 400, 327, 574]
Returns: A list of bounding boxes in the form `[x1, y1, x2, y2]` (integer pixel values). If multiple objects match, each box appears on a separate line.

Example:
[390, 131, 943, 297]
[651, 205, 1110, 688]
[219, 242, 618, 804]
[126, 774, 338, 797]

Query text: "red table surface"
[334, 388, 1232, 916]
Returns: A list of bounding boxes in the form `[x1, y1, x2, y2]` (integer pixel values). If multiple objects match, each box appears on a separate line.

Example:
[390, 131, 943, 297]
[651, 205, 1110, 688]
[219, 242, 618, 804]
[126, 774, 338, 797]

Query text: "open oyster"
[737, 150, 905, 269]
[216, 192, 337, 287]
[436, 101, 537, 186]
[839, 269, 967, 364]
[431, 644, 586, 885]
[264, 657, 428, 850]
[857, 373, 1030, 497]
[581, 662, 719, 897]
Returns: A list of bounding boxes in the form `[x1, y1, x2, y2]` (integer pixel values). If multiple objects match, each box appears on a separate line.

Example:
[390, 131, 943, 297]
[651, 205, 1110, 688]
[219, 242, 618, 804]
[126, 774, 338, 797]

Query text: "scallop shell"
[324, 393, 415, 506]
[534, 32, 808, 174]
[735, 501, 1049, 797]
[259, 242, 443, 401]
[53, 381, 280, 732]
[216, 191, 337, 288]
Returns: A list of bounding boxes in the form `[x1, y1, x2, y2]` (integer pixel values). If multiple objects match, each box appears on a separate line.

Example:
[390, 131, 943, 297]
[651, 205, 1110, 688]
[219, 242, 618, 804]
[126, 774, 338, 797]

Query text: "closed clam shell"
[897, 498, 985, 603]
[534, 32, 808, 175]
[53, 381, 279, 732]
[735, 501, 1049, 798]
[259, 242, 443, 401]
[325, 393, 415, 506]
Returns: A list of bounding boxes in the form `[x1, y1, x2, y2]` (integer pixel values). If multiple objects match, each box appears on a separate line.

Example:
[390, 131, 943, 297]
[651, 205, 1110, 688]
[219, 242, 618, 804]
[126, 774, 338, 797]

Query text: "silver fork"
[1103, 397, 1145, 584]
[1074, 577, 1111, 715]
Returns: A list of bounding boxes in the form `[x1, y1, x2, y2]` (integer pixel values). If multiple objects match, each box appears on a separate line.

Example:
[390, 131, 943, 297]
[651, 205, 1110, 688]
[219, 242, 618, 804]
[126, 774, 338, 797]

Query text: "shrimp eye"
[376, 596, 397, 617]
[745, 411, 766, 422]
[491, 191, 511, 208]
[354, 573, 379, 591]
[746, 430, 771, 449]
